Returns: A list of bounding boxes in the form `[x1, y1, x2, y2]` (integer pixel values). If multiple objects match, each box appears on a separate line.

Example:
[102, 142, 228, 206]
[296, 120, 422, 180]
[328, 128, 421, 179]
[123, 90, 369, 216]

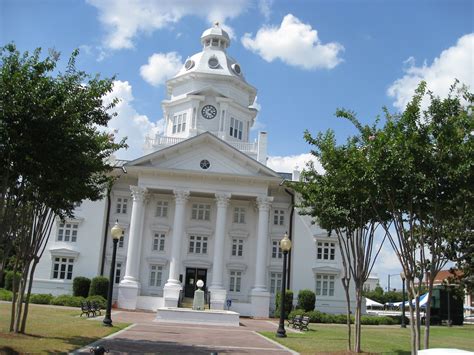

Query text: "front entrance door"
[184, 268, 207, 298]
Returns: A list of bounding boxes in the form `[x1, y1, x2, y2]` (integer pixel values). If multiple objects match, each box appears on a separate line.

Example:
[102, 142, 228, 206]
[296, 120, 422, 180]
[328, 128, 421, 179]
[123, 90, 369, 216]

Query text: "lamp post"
[400, 272, 406, 328]
[446, 282, 452, 327]
[103, 220, 123, 327]
[276, 232, 292, 338]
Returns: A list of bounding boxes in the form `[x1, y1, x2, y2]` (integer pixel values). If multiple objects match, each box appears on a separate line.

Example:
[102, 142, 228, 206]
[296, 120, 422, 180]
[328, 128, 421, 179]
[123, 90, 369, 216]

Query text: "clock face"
[201, 105, 217, 119]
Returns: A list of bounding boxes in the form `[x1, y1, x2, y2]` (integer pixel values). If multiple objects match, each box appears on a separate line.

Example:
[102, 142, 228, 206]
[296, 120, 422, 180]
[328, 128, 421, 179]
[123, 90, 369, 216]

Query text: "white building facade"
[31, 24, 358, 317]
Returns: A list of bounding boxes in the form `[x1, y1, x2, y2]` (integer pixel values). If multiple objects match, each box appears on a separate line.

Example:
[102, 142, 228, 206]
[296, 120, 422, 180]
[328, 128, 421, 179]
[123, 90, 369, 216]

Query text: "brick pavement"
[76, 310, 298, 354]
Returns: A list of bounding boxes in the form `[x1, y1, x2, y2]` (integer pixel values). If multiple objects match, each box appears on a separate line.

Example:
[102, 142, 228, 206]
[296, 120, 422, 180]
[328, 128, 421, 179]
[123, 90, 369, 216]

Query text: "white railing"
[145, 134, 258, 154]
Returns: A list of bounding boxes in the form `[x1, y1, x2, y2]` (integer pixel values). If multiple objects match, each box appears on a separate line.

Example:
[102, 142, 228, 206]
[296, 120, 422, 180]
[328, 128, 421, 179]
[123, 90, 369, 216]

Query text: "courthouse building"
[31, 23, 357, 317]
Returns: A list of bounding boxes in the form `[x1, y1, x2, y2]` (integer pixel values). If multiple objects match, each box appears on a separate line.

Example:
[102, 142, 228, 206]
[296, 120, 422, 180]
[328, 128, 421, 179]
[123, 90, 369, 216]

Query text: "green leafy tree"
[349, 81, 472, 352]
[0, 44, 126, 333]
[293, 123, 387, 352]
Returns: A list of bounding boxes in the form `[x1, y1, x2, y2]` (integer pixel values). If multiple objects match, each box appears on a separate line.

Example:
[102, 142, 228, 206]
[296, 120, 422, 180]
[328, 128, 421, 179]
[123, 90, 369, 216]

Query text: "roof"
[433, 270, 463, 285]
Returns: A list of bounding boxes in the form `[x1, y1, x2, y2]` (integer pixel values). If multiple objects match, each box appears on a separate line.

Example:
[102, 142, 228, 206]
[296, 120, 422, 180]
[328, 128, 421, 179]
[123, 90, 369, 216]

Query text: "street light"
[103, 220, 123, 327]
[400, 272, 406, 328]
[276, 232, 292, 338]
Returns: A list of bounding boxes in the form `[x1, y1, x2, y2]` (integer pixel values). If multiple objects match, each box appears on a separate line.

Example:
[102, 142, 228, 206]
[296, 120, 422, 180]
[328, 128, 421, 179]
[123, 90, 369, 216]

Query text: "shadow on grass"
[74, 338, 235, 354]
[0, 346, 19, 355]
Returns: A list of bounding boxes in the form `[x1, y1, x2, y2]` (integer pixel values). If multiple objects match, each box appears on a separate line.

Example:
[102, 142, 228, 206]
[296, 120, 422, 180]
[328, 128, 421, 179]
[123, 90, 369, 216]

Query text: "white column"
[254, 196, 273, 291]
[163, 189, 189, 307]
[166, 189, 190, 286]
[118, 185, 147, 309]
[209, 193, 230, 309]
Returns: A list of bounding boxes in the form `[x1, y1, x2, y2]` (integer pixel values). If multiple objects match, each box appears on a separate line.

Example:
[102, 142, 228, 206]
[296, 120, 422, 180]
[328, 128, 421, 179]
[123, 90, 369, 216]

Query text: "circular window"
[200, 159, 211, 170]
[231, 63, 241, 75]
[208, 57, 219, 69]
[184, 59, 195, 70]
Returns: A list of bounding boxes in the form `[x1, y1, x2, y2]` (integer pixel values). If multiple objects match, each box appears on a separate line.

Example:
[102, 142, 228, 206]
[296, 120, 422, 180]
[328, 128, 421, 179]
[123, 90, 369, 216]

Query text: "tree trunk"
[342, 280, 352, 351]
[20, 260, 38, 333]
[423, 282, 434, 349]
[9, 263, 19, 332]
[415, 291, 421, 351]
[354, 288, 362, 353]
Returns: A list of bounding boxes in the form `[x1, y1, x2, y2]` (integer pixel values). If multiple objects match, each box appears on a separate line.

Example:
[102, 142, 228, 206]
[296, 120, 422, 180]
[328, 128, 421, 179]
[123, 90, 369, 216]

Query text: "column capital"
[256, 196, 273, 211]
[215, 193, 231, 208]
[130, 186, 147, 202]
[173, 189, 190, 204]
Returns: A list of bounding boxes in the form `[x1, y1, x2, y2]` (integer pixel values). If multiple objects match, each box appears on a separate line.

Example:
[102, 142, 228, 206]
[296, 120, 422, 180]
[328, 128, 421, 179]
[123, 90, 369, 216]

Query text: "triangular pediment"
[127, 133, 280, 179]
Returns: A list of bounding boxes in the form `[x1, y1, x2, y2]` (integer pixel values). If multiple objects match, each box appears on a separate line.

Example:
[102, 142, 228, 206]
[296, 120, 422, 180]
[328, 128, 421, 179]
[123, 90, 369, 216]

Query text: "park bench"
[298, 316, 310, 331]
[287, 314, 303, 328]
[80, 301, 102, 318]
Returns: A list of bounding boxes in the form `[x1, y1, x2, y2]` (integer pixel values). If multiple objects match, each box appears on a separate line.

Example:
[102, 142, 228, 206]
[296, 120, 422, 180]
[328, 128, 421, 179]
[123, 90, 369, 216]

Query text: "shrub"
[29, 293, 53, 304]
[0, 288, 13, 301]
[297, 289, 316, 312]
[73, 276, 91, 297]
[51, 294, 85, 307]
[4, 271, 21, 291]
[89, 276, 109, 299]
[360, 315, 396, 325]
[86, 295, 107, 309]
[275, 290, 293, 319]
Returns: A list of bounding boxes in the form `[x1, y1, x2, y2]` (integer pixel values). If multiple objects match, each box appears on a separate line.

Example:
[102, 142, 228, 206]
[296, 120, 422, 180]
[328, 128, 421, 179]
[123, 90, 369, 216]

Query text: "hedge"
[288, 309, 398, 325]
[29, 293, 54, 305]
[89, 276, 109, 299]
[297, 289, 316, 312]
[86, 295, 107, 309]
[275, 290, 294, 319]
[4, 271, 21, 291]
[0, 288, 13, 301]
[73, 276, 91, 298]
[50, 294, 85, 307]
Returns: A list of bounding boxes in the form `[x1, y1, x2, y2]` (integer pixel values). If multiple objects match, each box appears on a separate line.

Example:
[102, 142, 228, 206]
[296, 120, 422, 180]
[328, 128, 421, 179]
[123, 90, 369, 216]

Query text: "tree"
[293, 124, 386, 353]
[0, 43, 126, 333]
[354, 81, 472, 353]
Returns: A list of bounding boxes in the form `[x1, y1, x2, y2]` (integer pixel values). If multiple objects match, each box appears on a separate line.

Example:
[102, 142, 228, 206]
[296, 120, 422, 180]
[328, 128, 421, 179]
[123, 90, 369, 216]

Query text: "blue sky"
[1, 0, 473, 289]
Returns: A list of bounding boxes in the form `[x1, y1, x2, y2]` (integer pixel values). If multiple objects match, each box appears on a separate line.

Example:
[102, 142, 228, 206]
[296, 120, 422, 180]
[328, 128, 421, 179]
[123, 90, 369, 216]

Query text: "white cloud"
[103, 80, 164, 160]
[267, 153, 323, 174]
[258, 0, 273, 21]
[140, 52, 183, 86]
[388, 33, 474, 110]
[241, 14, 344, 70]
[87, 0, 250, 49]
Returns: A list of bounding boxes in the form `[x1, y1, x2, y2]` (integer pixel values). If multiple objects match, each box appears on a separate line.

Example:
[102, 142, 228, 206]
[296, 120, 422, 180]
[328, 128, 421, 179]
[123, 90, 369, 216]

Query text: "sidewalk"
[76, 310, 298, 354]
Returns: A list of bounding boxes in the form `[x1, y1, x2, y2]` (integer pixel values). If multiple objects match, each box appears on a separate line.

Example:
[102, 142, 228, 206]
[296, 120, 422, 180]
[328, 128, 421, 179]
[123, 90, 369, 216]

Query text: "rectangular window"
[191, 203, 211, 221]
[271, 240, 283, 259]
[173, 113, 187, 134]
[273, 210, 285, 225]
[115, 262, 122, 284]
[189, 235, 208, 254]
[153, 233, 166, 252]
[233, 207, 246, 224]
[316, 274, 335, 296]
[118, 229, 125, 248]
[156, 201, 169, 217]
[57, 223, 78, 242]
[116, 197, 128, 214]
[231, 239, 244, 257]
[149, 265, 163, 287]
[52, 257, 74, 280]
[317, 242, 336, 261]
[229, 117, 243, 140]
[270, 272, 282, 294]
[229, 271, 242, 292]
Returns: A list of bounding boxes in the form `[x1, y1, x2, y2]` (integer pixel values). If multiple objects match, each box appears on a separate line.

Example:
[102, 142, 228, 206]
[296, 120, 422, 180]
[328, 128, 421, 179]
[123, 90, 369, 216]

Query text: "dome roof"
[172, 22, 247, 83]
[200, 22, 230, 47]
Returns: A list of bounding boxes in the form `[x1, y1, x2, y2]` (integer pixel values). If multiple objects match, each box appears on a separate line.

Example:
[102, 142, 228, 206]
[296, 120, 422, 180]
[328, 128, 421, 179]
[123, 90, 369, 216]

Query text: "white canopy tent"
[365, 297, 384, 308]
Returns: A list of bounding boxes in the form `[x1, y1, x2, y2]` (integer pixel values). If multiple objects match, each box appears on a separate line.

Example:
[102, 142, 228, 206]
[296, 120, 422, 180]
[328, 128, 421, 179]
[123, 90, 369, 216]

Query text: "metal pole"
[447, 286, 452, 327]
[276, 250, 288, 338]
[103, 238, 118, 327]
[388, 274, 390, 292]
[401, 278, 406, 328]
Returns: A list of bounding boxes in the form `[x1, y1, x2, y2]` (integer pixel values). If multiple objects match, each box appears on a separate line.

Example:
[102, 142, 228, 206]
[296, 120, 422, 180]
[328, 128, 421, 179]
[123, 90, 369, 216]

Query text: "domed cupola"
[200, 22, 230, 50]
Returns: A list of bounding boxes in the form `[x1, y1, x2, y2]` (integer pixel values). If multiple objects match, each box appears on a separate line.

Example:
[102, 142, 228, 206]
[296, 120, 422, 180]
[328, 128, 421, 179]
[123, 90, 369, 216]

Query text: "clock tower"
[145, 22, 267, 164]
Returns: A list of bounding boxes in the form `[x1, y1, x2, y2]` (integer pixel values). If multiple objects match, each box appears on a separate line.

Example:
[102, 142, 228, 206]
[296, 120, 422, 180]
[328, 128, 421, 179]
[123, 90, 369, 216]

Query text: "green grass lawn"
[0, 303, 130, 354]
[262, 323, 474, 354]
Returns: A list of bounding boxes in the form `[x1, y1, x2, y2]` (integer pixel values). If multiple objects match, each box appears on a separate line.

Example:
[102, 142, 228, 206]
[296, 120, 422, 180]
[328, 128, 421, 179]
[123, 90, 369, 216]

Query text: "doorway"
[184, 267, 207, 298]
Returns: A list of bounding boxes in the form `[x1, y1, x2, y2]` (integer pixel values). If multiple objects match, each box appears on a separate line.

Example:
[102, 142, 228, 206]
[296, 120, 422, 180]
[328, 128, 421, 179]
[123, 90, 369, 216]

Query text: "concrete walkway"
[76, 310, 298, 354]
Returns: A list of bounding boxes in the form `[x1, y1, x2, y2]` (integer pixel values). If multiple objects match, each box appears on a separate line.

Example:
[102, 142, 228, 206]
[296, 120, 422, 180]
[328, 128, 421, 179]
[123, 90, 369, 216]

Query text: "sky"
[1, 0, 473, 290]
